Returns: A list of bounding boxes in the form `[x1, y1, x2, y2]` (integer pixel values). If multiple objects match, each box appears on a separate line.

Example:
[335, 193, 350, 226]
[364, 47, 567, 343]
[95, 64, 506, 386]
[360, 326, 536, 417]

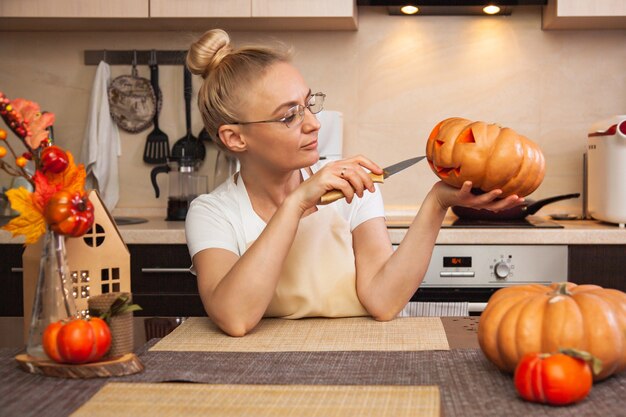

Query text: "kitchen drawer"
[129, 244, 197, 294]
[128, 244, 204, 316]
[0, 244, 24, 317]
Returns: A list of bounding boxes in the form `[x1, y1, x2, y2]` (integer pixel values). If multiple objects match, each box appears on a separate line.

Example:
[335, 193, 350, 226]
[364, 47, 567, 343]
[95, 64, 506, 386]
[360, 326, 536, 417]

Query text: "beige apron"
[247, 206, 368, 319]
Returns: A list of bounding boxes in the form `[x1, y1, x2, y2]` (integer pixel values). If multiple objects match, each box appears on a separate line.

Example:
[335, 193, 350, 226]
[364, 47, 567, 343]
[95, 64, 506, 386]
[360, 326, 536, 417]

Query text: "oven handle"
[468, 302, 488, 313]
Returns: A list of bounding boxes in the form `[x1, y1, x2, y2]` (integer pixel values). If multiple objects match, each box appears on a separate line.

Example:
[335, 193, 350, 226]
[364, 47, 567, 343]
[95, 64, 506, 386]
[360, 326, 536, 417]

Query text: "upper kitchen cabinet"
[250, 0, 357, 30]
[150, 0, 250, 18]
[543, 0, 626, 29]
[0, 0, 357, 31]
[0, 0, 150, 30]
[150, 0, 357, 31]
[0, 0, 148, 18]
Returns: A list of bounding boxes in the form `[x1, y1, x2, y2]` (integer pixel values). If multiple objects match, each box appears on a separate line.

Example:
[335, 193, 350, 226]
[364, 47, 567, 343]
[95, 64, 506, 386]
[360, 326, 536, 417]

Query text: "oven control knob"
[494, 262, 510, 279]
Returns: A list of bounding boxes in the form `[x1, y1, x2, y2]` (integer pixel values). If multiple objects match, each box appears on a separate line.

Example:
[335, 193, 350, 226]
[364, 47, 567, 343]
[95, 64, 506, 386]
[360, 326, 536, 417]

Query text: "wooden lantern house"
[22, 190, 131, 340]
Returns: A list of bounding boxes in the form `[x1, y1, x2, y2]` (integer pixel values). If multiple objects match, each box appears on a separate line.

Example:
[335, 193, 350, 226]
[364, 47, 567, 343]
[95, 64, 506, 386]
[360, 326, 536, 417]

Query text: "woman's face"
[238, 62, 321, 171]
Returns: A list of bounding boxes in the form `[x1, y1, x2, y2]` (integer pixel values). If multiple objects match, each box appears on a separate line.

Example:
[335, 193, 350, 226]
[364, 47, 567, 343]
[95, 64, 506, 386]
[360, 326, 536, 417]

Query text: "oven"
[393, 216, 569, 316]
[411, 244, 568, 314]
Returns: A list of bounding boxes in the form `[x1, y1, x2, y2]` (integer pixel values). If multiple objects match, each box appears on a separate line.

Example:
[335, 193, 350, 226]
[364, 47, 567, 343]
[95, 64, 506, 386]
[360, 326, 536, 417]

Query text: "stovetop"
[441, 216, 563, 229]
[386, 215, 563, 229]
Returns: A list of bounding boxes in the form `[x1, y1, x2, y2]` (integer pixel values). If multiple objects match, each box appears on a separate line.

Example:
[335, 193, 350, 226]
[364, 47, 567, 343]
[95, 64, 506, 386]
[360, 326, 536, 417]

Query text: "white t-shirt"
[185, 161, 385, 266]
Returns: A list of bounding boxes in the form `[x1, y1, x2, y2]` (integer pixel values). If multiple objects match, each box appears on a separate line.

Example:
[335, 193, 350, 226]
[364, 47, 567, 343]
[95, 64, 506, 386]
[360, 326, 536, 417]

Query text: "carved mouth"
[429, 160, 461, 178]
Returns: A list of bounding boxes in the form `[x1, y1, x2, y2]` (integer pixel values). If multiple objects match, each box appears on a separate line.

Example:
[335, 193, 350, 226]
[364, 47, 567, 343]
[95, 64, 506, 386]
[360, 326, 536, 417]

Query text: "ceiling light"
[400, 5, 419, 15]
[483, 4, 501, 14]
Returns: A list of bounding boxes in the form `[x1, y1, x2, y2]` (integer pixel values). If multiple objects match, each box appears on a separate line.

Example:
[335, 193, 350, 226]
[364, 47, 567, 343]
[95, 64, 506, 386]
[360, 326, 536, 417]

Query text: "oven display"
[443, 256, 472, 268]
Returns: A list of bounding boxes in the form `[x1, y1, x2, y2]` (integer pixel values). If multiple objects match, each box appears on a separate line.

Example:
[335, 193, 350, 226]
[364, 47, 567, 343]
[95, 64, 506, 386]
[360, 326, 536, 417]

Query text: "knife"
[319, 156, 426, 204]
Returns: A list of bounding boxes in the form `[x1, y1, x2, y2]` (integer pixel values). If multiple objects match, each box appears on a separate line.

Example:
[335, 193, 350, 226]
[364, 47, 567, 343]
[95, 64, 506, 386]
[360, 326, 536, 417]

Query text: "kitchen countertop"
[0, 215, 624, 245]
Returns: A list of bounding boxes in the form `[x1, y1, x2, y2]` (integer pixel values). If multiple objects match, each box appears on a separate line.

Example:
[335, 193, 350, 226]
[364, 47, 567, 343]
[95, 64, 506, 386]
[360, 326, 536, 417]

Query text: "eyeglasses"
[232, 92, 325, 128]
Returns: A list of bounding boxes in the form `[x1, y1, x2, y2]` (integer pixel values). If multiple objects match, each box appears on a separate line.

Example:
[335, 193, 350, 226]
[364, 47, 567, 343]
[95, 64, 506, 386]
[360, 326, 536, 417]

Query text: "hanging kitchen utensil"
[198, 127, 212, 143]
[143, 50, 170, 164]
[171, 66, 205, 163]
[451, 192, 581, 221]
[108, 50, 157, 134]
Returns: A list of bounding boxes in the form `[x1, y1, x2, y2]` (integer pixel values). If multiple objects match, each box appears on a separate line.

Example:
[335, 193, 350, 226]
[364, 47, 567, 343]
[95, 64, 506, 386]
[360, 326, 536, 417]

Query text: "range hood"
[357, 0, 547, 16]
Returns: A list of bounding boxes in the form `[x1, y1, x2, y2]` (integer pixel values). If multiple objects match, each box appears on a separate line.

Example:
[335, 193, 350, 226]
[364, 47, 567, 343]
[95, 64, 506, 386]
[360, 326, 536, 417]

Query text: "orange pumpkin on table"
[478, 282, 626, 381]
[425, 117, 545, 197]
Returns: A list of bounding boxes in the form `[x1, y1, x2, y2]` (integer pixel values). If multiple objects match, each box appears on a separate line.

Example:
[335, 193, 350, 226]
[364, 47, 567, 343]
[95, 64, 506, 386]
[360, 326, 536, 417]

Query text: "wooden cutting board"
[15, 353, 143, 379]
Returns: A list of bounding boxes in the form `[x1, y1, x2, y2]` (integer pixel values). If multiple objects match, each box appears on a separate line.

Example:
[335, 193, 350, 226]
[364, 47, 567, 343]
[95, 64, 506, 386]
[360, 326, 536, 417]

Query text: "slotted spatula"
[143, 58, 170, 164]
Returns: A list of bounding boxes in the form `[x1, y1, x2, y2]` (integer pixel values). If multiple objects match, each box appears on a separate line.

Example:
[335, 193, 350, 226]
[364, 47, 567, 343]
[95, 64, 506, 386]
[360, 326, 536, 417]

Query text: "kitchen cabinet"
[128, 244, 205, 317]
[149, 0, 250, 18]
[0, 0, 357, 31]
[543, 0, 626, 29]
[0, 244, 24, 317]
[568, 245, 626, 291]
[0, 0, 149, 18]
[2, 238, 623, 319]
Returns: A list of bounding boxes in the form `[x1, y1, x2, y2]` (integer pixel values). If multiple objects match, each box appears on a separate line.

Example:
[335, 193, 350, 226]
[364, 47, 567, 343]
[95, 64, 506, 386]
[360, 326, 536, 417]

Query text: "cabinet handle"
[11, 267, 23, 273]
[141, 268, 191, 274]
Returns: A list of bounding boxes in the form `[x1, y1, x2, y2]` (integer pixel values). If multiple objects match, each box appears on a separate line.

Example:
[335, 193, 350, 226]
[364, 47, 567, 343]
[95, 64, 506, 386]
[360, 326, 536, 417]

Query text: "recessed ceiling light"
[400, 5, 419, 15]
[483, 5, 501, 14]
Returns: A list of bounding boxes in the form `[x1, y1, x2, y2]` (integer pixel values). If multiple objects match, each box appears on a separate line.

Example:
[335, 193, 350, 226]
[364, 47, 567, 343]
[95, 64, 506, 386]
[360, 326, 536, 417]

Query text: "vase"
[26, 228, 78, 359]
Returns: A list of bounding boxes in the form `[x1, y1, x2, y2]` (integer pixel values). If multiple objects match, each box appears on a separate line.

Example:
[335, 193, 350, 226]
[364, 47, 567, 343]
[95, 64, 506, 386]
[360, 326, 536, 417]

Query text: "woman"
[185, 29, 523, 336]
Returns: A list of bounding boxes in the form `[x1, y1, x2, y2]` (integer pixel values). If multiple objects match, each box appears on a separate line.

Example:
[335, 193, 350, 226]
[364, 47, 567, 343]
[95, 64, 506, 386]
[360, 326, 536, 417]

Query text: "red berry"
[40, 145, 69, 174]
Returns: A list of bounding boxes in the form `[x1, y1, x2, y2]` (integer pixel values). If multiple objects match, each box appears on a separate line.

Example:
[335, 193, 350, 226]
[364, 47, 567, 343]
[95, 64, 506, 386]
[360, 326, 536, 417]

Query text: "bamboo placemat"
[70, 382, 440, 417]
[150, 317, 450, 352]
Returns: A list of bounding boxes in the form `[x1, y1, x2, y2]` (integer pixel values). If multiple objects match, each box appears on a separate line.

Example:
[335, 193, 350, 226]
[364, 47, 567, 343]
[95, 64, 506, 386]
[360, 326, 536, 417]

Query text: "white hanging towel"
[80, 61, 121, 210]
[316, 110, 343, 160]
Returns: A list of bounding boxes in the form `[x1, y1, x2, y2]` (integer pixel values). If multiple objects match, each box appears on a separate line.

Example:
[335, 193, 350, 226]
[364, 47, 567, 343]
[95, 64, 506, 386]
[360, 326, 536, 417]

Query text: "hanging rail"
[84, 50, 187, 66]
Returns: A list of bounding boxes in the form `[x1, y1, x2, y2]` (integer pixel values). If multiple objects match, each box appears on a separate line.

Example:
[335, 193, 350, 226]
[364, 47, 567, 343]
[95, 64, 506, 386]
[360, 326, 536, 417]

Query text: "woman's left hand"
[432, 180, 525, 212]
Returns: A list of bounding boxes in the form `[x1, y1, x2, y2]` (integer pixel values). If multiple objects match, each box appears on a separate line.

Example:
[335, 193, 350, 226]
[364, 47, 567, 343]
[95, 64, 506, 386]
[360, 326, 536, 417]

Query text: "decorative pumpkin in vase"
[478, 282, 626, 381]
[425, 117, 545, 197]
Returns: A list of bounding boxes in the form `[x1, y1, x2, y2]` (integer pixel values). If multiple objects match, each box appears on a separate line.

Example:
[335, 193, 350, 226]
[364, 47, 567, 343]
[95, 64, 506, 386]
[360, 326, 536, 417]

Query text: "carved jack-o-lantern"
[425, 117, 545, 197]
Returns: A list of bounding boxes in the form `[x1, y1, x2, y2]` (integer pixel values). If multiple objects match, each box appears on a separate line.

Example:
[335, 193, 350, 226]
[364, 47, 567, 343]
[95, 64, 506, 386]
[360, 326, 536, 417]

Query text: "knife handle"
[319, 173, 384, 205]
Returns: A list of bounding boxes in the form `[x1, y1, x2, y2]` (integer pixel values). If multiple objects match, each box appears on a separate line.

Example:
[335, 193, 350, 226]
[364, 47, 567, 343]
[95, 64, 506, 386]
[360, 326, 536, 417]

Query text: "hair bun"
[187, 29, 232, 79]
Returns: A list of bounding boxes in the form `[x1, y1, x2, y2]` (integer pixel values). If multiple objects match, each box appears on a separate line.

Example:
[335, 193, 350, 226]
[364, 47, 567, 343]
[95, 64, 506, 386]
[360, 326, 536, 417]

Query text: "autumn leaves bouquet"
[0, 91, 94, 243]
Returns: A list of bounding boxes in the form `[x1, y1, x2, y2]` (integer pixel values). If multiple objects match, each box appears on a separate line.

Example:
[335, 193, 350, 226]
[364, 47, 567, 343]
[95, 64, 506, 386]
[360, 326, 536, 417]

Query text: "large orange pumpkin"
[425, 117, 545, 197]
[478, 282, 626, 381]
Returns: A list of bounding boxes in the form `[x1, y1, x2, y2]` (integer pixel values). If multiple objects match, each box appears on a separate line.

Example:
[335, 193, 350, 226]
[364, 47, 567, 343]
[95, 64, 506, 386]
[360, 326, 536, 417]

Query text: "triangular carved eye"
[435, 139, 445, 150]
[457, 129, 476, 144]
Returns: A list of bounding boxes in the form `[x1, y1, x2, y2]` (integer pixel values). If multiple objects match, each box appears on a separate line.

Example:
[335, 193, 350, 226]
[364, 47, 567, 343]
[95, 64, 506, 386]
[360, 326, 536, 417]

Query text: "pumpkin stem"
[559, 348, 603, 376]
[555, 282, 571, 296]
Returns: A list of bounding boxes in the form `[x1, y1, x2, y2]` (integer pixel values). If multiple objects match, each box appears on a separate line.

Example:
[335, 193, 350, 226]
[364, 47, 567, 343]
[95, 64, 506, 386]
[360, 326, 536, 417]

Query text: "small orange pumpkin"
[425, 117, 545, 197]
[478, 282, 626, 381]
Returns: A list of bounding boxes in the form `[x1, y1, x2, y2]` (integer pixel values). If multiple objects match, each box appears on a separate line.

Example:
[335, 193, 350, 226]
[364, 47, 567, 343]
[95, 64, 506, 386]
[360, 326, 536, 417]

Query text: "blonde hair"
[186, 29, 291, 150]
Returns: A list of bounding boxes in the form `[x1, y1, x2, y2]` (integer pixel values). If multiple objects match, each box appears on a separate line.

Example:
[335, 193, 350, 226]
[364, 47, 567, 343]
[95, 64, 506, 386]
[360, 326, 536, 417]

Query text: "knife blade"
[319, 156, 426, 204]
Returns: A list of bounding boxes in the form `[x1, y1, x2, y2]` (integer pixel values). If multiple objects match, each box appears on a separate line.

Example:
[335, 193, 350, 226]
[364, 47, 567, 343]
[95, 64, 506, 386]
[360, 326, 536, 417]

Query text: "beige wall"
[1, 7, 624, 215]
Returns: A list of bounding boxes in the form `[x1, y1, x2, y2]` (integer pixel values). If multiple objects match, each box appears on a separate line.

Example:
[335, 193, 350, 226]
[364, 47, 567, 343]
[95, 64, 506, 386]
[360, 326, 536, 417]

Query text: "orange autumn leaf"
[2, 187, 46, 244]
[11, 98, 55, 150]
[32, 170, 61, 212]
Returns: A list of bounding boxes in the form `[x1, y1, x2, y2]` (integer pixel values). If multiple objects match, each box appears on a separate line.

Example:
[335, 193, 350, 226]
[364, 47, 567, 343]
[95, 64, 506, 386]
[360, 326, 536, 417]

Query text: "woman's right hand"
[289, 155, 384, 213]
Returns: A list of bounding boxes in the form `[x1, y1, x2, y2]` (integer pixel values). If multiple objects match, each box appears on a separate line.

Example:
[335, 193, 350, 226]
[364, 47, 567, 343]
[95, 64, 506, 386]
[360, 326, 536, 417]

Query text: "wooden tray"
[15, 353, 144, 379]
